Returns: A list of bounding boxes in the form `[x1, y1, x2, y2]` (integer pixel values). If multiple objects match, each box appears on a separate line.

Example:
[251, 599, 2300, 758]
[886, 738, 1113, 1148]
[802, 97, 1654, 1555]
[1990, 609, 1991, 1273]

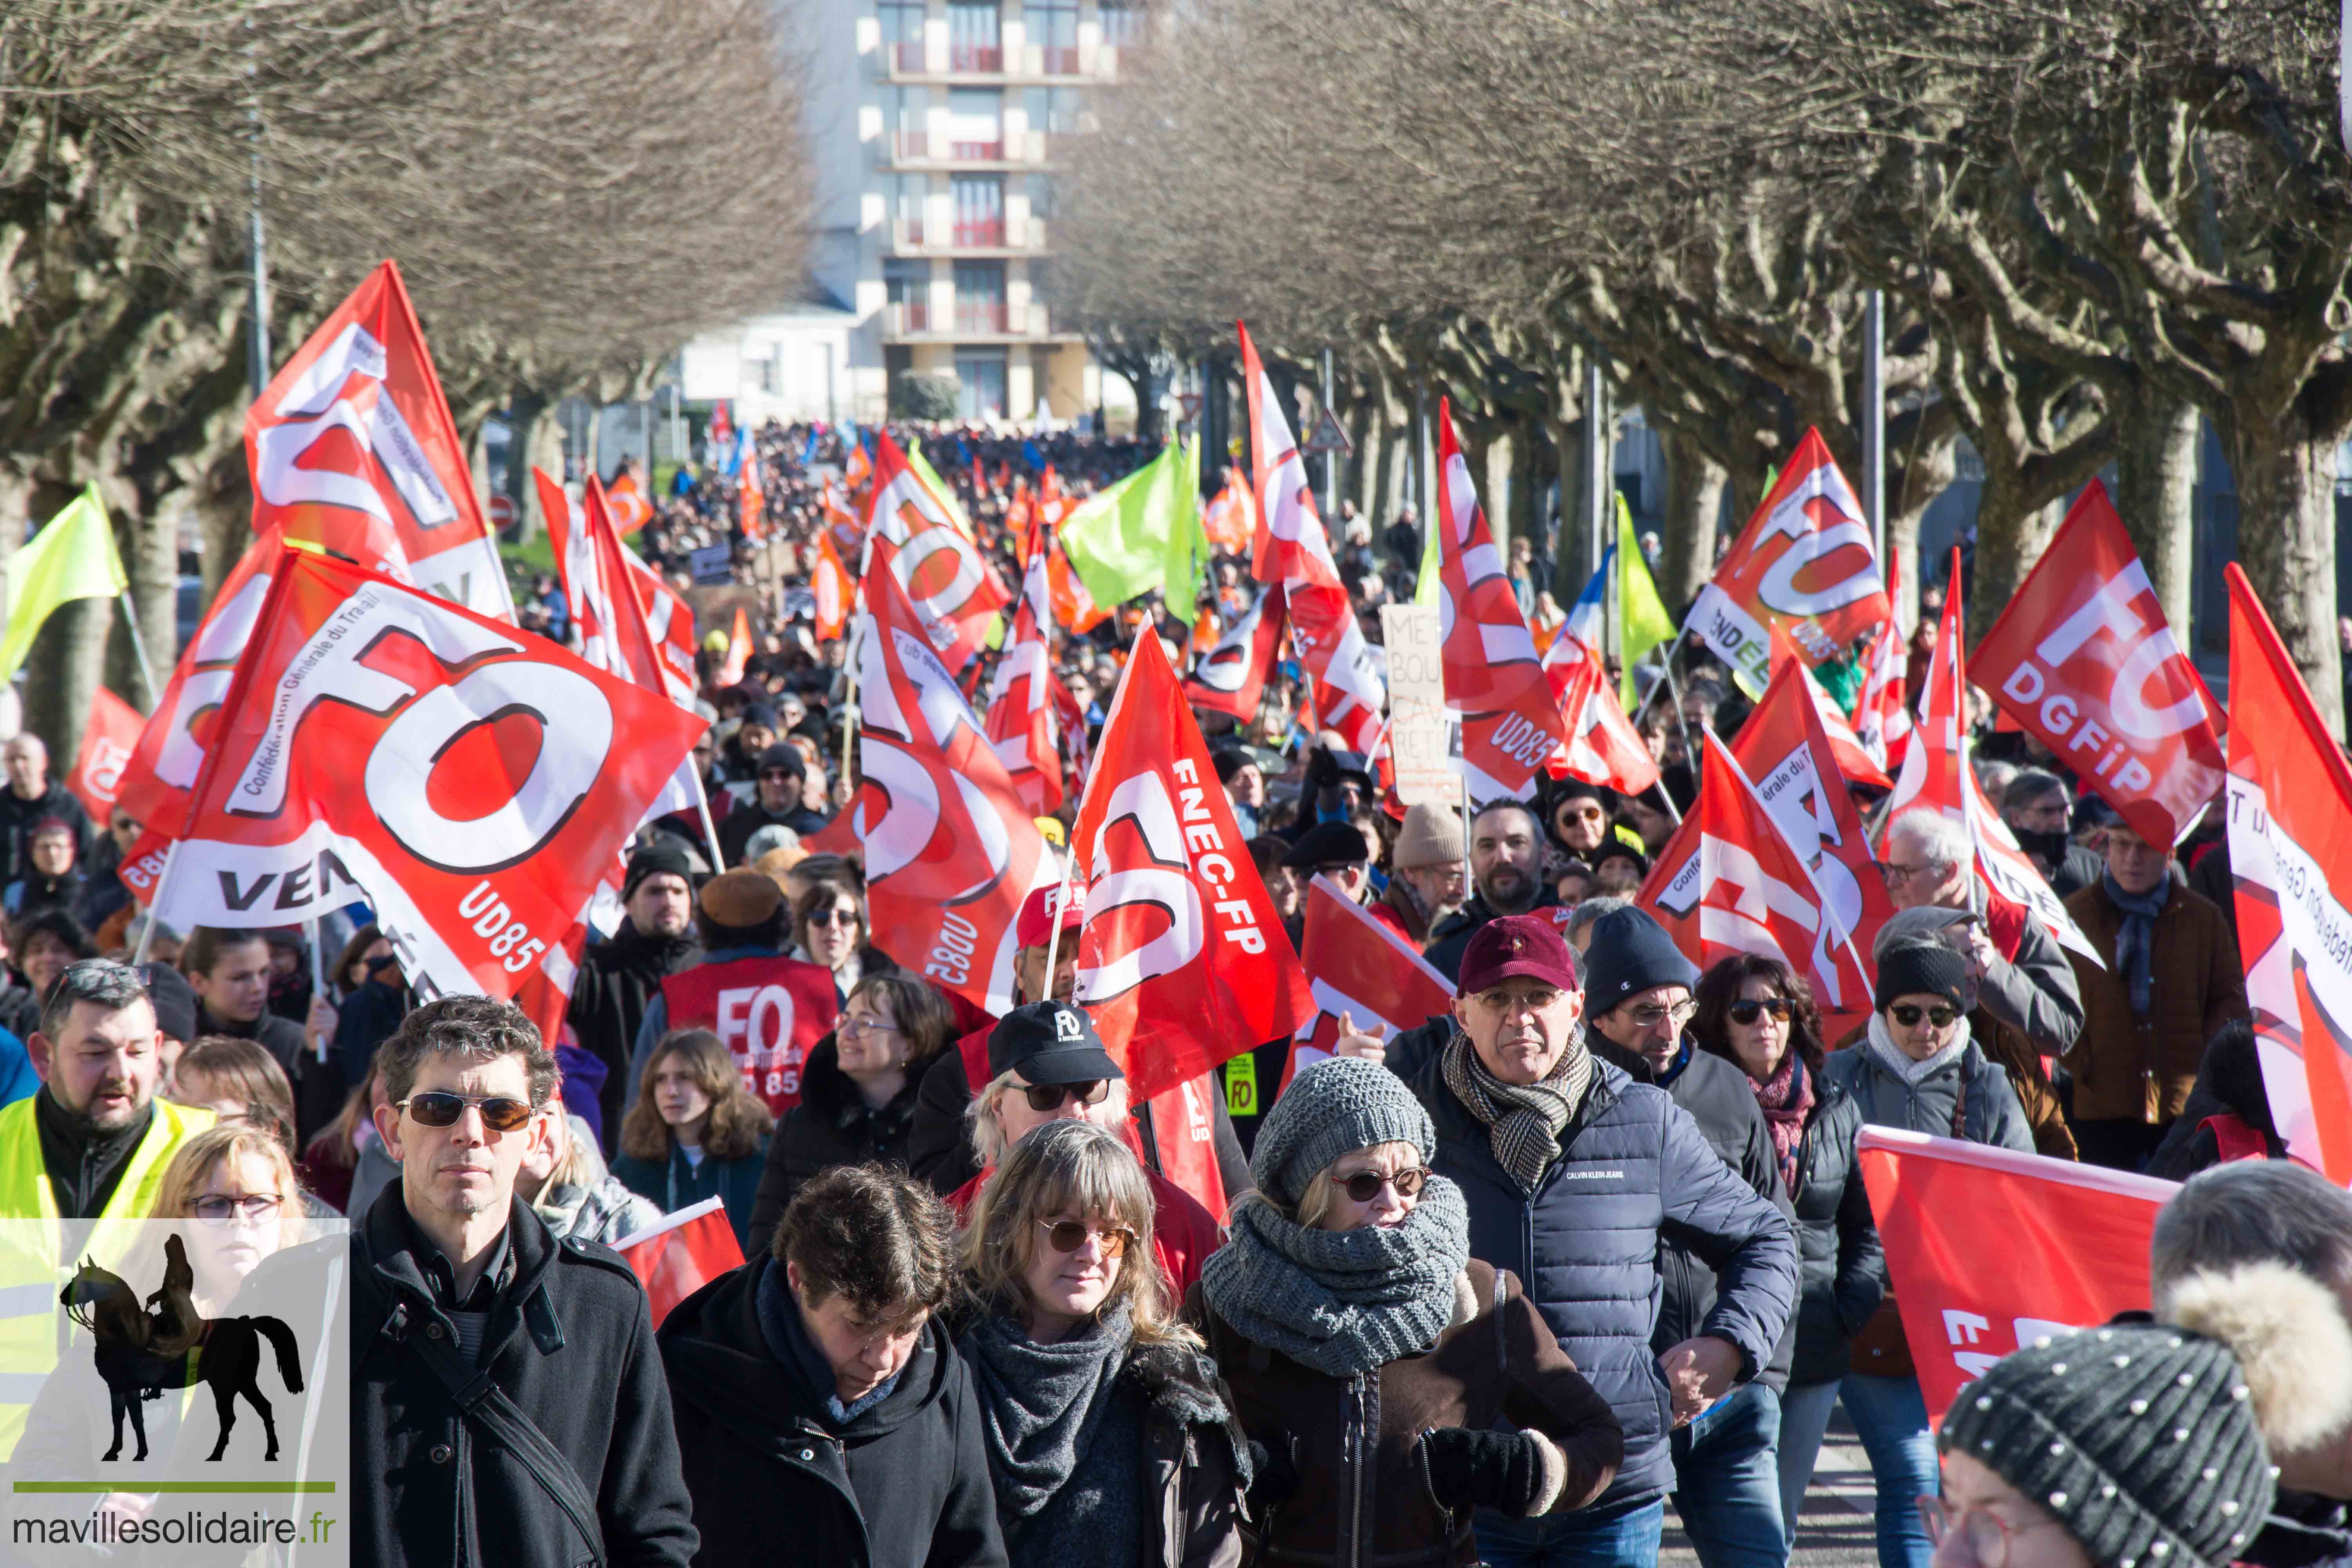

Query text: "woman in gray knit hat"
[1192, 1055, 1623, 1566]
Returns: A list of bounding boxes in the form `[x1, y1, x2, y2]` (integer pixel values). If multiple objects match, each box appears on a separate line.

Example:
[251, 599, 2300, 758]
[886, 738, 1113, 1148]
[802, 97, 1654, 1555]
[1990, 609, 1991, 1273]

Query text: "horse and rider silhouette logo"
[58, 1235, 304, 1463]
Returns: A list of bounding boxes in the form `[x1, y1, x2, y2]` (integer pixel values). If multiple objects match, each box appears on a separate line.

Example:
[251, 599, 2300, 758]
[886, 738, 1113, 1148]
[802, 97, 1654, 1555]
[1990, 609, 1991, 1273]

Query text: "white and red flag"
[2223, 563, 2352, 1183]
[603, 468, 653, 535]
[1771, 622, 1893, 790]
[1182, 586, 1287, 720]
[1972, 481, 2226, 848]
[813, 526, 854, 644]
[1687, 428, 1889, 696]
[1542, 637, 1661, 798]
[1858, 1127, 2173, 1425]
[868, 430, 1011, 670]
[114, 532, 282, 836]
[1884, 556, 2100, 962]
[245, 260, 514, 621]
[615, 1198, 746, 1330]
[620, 540, 700, 704]
[985, 521, 1065, 814]
[69, 687, 145, 826]
[852, 535, 1052, 1016]
[1281, 873, 1455, 1093]
[1854, 550, 1913, 773]
[1433, 401, 1564, 800]
[149, 547, 706, 1004]
[1071, 630, 1314, 1101]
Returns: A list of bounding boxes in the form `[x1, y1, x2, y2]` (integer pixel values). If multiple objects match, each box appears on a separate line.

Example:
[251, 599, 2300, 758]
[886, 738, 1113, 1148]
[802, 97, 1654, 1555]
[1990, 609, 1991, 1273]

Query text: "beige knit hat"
[1392, 804, 1465, 869]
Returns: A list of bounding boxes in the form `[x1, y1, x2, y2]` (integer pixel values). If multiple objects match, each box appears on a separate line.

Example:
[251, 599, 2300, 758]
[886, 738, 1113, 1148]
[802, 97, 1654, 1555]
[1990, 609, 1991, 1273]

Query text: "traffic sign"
[1302, 407, 1352, 456]
[1176, 392, 1204, 422]
[488, 495, 518, 530]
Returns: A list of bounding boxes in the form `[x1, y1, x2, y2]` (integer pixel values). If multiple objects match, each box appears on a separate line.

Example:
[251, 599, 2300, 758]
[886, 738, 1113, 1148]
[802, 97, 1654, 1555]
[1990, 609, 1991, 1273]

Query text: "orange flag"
[719, 606, 752, 687]
[813, 529, 853, 643]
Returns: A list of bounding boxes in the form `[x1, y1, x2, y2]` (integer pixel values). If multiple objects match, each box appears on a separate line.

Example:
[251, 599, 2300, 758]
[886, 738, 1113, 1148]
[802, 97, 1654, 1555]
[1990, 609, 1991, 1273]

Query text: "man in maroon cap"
[1396, 913, 1797, 1568]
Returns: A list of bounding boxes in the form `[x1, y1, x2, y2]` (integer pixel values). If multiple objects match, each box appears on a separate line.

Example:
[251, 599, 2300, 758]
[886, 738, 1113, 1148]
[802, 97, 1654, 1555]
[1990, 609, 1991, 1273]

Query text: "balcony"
[949, 44, 1002, 71]
[948, 138, 1004, 160]
[882, 299, 1088, 342]
[956, 301, 1009, 334]
[891, 38, 926, 71]
[887, 298, 932, 333]
[890, 128, 929, 160]
[889, 216, 928, 249]
[1039, 44, 1079, 74]
[953, 218, 1006, 248]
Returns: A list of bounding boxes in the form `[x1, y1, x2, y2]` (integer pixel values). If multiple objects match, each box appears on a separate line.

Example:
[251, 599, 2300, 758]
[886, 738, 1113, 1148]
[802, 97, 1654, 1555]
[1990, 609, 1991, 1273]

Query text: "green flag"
[904, 444, 973, 535]
[1159, 437, 1211, 626]
[1060, 439, 1204, 614]
[0, 485, 127, 682]
[1617, 494, 1675, 702]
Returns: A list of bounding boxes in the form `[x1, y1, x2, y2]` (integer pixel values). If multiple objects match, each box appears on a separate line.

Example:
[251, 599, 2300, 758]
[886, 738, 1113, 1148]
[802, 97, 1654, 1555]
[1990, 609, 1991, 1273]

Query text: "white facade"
[678, 301, 864, 425]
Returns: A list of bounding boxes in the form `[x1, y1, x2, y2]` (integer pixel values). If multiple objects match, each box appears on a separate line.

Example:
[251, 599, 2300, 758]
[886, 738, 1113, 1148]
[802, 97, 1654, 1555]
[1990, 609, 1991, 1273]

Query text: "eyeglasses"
[1331, 1167, 1431, 1203]
[1627, 1000, 1697, 1031]
[1036, 1219, 1136, 1257]
[1561, 806, 1606, 824]
[838, 1014, 901, 1039]
[1915, 1495, 2070, 1568]
[808, 908, 860, 928]
[400, 1091, 535, 1132]
[1021, 1080, 1111, 1113]
[191, 1193, 282, 1225]
[1727, 998, 1794, 1025]
[1878, 860, 1940, 888]
[1889, 1004, 1960, 1030]
[1473, 987, 1563, 1016]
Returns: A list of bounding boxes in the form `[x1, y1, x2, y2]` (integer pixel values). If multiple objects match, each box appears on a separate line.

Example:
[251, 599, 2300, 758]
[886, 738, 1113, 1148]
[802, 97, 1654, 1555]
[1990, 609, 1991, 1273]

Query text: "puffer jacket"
[1820, 1030, 2036, 1153]
[1775, 1070, 1883, 1387]
[1400, 1052, 1797, 1506]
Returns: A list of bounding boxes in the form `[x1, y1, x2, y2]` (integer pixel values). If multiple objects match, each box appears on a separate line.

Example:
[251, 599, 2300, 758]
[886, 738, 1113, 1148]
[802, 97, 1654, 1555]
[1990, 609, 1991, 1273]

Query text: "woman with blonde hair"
[518, 1100, 660, 1245]
[957, 1118, 1248, 1567]
[612, 1028, 773, 1251]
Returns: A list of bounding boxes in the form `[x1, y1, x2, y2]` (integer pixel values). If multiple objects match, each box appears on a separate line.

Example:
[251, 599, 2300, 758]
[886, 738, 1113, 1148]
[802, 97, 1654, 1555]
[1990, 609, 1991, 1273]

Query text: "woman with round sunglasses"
[1195, 1057, 1622, 1566]
[956, 1118, 1250, 1568]
[1822, 940, 2035, 1568]
[791, 877, 896, 1005]
[1691, 953, 1885, 1552]
[612, 1028, 774, 1252]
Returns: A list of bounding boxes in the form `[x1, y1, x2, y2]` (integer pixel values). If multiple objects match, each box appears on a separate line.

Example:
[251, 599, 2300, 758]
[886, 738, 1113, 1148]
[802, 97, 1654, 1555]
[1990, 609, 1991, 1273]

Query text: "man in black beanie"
[717, 744, 829, 867]
[569, 846, 704, 1138]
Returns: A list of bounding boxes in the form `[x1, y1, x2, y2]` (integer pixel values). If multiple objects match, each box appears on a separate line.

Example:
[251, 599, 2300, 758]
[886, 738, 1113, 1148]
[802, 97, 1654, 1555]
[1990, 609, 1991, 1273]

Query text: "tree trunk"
[1656, 426, 1727, 622]
[1481, 424, 1516, 563]
[1547, 414, 1587, 602]
[1967, 470, 2067, 644]
[107, 495, 176, 711]
[2228, 427, 2344, 737]
[1886, 428, 1957, 630]
[510, 396, 560, 546]
[2111, 397, 2201, 643]
[24, 597, 111, 776]
[1343, 396, 1374, 521]
[1510, 427, 1543, 579]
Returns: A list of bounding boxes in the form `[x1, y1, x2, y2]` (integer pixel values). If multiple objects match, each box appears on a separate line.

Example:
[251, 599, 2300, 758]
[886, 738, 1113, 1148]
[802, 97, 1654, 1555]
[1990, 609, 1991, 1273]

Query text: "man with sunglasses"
[945, 999, 1223, 1299]
[352, 995, 697, 1568]
[1397, 914, 1796, 1568]
[1579, 906, 1801, 1568]
[717, 743, 829, 868]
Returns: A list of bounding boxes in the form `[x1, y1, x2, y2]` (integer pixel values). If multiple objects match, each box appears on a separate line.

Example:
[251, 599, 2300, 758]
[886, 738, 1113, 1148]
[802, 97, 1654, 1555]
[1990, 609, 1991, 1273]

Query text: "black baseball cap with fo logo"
[987, 999, 1123, 1085]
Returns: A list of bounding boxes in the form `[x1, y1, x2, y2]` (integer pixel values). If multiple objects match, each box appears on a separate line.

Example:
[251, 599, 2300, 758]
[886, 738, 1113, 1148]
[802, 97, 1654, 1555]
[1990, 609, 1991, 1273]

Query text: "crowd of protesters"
[0, 415, 2328, 1568]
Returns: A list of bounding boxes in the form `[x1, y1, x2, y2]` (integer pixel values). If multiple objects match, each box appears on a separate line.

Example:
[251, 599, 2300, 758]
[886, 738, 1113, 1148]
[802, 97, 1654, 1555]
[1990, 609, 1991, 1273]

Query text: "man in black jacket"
[716, 744, 829, 867]
[1423, 800, 1559, 982]
[660, 1162, 1007, 1568]
[569, 847, 703, 1140]
[353, 995, 696, 1568]
[0, 735, 90, 887]
[1579, 906, 1798, 1568]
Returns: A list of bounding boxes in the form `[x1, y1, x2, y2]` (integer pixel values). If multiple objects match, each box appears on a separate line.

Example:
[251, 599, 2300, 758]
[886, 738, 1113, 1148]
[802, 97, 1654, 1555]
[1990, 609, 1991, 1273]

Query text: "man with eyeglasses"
[1425, 800, 1561, 983]
[352, 994, 696, 1568]
[945, 999, 1222, 1298]
[1579, 906, 1801, 1568]
[717, 743, 830, 868]
[1398, 913, 1795, 1568]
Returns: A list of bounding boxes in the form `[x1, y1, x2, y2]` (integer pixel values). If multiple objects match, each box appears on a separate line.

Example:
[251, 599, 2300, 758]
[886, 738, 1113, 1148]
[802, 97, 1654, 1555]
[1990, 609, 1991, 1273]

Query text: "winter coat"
[1399, 1051, 1798, 1506]
[1191, 1259, 1622, 1568]
[658, 1254, 1007, 1568]
[350, 1187, 697, 1568]
[533, 1116, 663, 1247]
[568, 923, 702, 1136]
[0, 780, 90, 885]
[1821, 1037, 2036, 1153]
[1771, 1071, 1884, 1386]
[2061, 880, 2249, 1125]
[612, 1136, 768, 1256]
[747, 1034, 923, 1258]
[2243, 1495, 2352, 1568]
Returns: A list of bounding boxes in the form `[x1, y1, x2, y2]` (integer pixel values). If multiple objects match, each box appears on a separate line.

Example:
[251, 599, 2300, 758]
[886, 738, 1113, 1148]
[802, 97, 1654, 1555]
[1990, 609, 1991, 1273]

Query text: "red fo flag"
[985, 522, 1065, 814]
[1543, 645, 1661, 798]
[152, 548, 706, 1004]
[1072, 631, 1314, 1101]
[1857, 1127, 2172, 1425]
[1771, 622, 1892, 790]
[621, 539, 700, 704]
[853, 536, 1052, 1016]
[868, 431, 1011, 670]
[1182, 586, 1287, 719]
[1283, 873, 1455, 1093]
[2224, 563, 2352, 1181]
[615, 1198, 746, 1330]
[1434, 401, 1564, 799]
[1688, 428, 1888, 697]
[1854, 550, 1912, 773]
[1972, 481, 2225, 848]
[69, 688, 145, 826]
[1885, 554, 2100, 962]
[246, 261, 514, 621]
[1645, 657, 1894, 1023]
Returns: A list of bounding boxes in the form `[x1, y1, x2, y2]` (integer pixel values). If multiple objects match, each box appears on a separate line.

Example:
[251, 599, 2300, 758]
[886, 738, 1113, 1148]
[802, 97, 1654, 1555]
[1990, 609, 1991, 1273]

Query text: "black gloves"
[1245, 1435, 1300, 1517]
[1420, 1426, 1549, 1515]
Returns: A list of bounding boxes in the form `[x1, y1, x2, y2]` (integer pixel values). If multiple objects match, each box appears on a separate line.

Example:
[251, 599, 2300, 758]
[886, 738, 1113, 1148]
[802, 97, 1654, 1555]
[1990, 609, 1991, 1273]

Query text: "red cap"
[1016, 881, 1086, 949]
[1456, 914, 1582, 997]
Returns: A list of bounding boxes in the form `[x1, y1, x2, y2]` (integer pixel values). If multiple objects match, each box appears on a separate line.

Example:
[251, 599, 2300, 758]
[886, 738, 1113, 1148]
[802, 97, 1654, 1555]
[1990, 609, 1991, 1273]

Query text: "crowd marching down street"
[5, 257, 2352, 1568]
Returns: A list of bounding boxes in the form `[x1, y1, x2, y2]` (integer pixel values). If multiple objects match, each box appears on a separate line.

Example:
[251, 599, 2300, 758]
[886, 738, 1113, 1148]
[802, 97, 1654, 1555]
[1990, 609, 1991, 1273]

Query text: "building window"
[955, 262, 1007, 332]
[882, 86, 922, 158]
[886, 260, 930, 331]
[952, 175, 1004, 246]
[948, 2, 1001, 71]
[1032, 0, 1078, 73]
[947, 87, 1002, 158]
[1025, 173, 1054, 220]
[1028, 260, 1053, 332]
[1100, 0, 1143, 47]
[886, 174, 926, 243]
[879, 0, 924, 69]
[956, 351, 1009, 419]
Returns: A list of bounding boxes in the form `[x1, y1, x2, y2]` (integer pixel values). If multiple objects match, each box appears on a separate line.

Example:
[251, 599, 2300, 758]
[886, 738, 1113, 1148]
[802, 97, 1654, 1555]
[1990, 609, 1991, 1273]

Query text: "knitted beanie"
[1249, 1057, 1434, 1210]
[1936, 1323, 2275, 1568]
[1581, 906, 1698, 1013]
[1393, 805, 1466, 870]
[1874, 938, 1969, 1012]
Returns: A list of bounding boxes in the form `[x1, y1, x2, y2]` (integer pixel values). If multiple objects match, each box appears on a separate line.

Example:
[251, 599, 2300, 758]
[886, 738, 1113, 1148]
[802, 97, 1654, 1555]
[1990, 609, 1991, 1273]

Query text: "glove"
[1245, 1435, 1299, 1517]
[1419, 1426, 1549, 1515]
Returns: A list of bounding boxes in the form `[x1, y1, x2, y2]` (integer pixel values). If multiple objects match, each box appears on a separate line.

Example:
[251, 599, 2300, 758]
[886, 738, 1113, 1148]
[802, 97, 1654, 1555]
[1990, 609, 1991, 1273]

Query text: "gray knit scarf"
[960, 1300, 1137, 1526]
[1441, 1028, 1593, 1193]
[1198, 1176, 1470, 1378]
[2105, 870, 2169, 1018]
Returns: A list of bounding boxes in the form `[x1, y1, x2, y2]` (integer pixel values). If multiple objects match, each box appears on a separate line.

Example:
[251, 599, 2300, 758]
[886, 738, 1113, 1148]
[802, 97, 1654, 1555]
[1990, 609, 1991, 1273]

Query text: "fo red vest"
[659, 953, 839, 1119]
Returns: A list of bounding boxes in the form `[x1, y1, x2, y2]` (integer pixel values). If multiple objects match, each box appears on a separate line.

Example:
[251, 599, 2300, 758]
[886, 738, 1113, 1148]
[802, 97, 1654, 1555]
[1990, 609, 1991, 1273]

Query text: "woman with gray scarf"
[957, 1118, 1249, 1568]
[1192, 1056, 1621, 1567]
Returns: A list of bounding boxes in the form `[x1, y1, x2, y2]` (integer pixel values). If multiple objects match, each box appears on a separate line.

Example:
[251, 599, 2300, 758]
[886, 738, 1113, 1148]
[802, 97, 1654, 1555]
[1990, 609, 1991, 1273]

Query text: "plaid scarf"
[1441, 1027, 1593, 1194]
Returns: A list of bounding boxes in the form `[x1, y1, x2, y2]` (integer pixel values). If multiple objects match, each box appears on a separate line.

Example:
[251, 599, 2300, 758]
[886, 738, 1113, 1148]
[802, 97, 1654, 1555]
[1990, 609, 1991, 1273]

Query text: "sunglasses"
[1888, 1004, 1960, 1030]
[1036, 1219, 1136, 1258]
[1728, 998, 1794, 1025]
[1022, 1080, 1110, 1113]
[400, 1091, 535, 1132]
[1331, 1167, 1431, 1203]
[807, 909, 860, 927]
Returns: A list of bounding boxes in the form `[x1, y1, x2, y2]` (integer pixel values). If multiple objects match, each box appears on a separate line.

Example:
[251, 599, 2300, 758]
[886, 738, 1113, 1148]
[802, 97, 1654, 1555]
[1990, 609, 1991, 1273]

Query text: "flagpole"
[690, 768, 728, 872]
[307, 916, 330, 1062]
[1656, 646, 1702, 777]
[133, 842, 181, 965]
[1628, 624, 1691, 726]
[115, 590, 158, 706]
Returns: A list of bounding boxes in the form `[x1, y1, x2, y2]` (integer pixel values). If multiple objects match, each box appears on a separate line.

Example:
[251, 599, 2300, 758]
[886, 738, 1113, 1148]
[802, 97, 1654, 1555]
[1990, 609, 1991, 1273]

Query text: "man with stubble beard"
[1423, 801, 1560, 984]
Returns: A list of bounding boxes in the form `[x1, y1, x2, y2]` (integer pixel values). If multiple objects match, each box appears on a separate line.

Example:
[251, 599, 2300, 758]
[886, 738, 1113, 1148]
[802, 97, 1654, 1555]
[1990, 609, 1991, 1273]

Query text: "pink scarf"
[1750, 1051, 1815, 1198]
